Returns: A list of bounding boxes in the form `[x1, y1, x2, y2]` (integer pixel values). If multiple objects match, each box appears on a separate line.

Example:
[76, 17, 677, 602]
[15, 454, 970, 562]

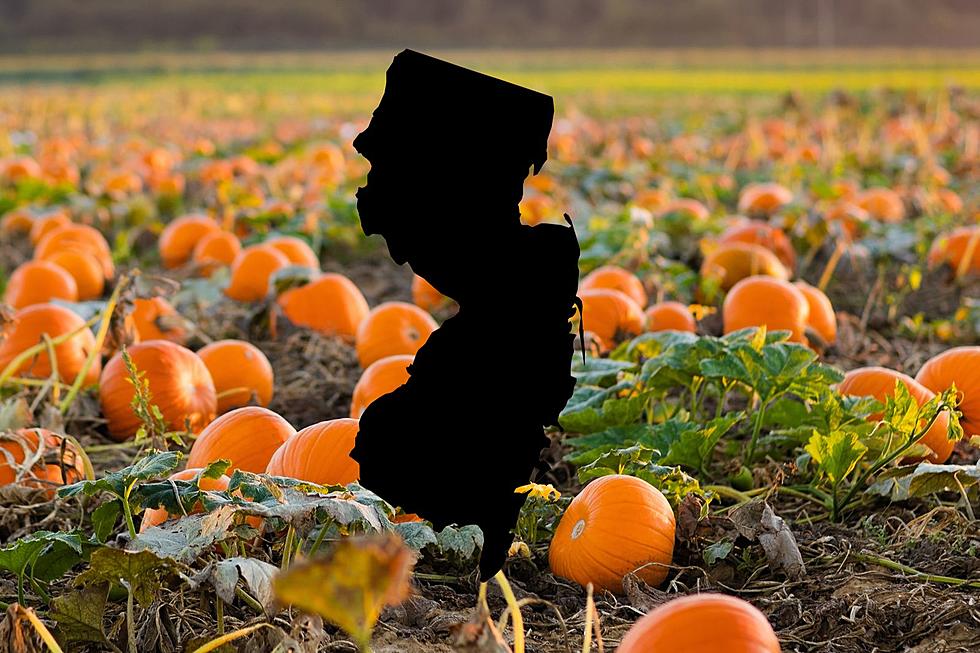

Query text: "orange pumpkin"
[3, 260, 78, 309]
[645, 301, 696, 333]
[355, 302, 437, 368]
[855, 187, 904, 222]
[411, 275, 450, 312]
[701, 242, 789, 292]
[549, 474, 675, 593]
[578, 289, 646, 347]
[0, 428, 87, 493]
[100, 340, 217, 441]
[266, 418, 359, 486]
[131, 297, 187, 344]
[837, 367, 953, 463]
[139, 468, 231, 532]
[159, 214, 220, 268]
[2, 156, 43, 183]
[736, 182, 793, 216]
[823, 202, 869, 239]
[657, 198, 709, 222]
[915, 347, 980, 438]
[191, 230, 242, 276]
[617, 593, 780, 653]
[794, 281, 837, 345]
[277, 273, 370, 339]
[580, 265, 648, 308]
[187, 406, 295, 474]
[723, 276, 809, 344]
[38, 250, 105, 301]
[267, 235, 319, 269]
[718, 220, 796, 270]
[0, 303, 101, 385]
[1, 207, 33, 234]
[35, 224, 114, 279]
[927, 226, 980, 275]
[225, 245, 291, 302]
[350, 354, 413, 418]
[28, 210, 71, 245]
[197, 340, 274, 413]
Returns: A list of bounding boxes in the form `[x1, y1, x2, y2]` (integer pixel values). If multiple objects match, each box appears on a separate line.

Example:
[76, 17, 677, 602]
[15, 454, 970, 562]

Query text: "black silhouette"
[350, 50, 580, 581]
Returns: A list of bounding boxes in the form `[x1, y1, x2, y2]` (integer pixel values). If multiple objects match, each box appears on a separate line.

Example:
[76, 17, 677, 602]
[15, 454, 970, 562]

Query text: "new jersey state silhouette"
[350, 49, 580, 581]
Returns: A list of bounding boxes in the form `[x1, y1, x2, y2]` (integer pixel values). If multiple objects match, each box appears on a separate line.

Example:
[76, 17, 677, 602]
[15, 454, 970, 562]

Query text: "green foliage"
[0, 530, 84, 604]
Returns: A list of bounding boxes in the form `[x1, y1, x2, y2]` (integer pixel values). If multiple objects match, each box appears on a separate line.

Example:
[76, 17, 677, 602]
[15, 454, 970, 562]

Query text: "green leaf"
[130, 505, 239, 564]
[49, 584, 111, 647]
[76, 548, 175, 607]
[436, 525, 484, 561]
[632, 464, 706, 508]
[805, 430, 867, 485]
[59, 450, 181, 500]
[91, 500, 122, 543]
[570, 357, 636, 386]
[703, 540, 734, 565]
[393, 522, 438, 552]
[868, 462, 980, 501]
[658, 415, 740, 470]
[0, 530, 82, 587]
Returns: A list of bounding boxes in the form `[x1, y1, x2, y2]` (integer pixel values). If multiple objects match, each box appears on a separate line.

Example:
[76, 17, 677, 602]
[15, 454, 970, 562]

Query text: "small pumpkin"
[736, 182, 793, 216]
[139, 468, 231, 532]
[3, 260, 78, 309]
[197, 340, 274, 414]
[159, 214, 220, 268]
[701, 242, 789, 292]
[915, 347, 980, 437]
[225, 244, 291, 302]
[0, 303, 101, 385]
[267, 235, 319, 269]
[578, 288, 646, 347]
[927, 226, 980, 275]
[723, 276, 809, 344]
[131, 297, 187, 344]
[411, 275, 451, 313]
[277, 273, 370, 339]
[0, 428, 88, 493]
[580, 265, 648, 308]
[351, 354, 413, 418]
[617, 593, 780, 653]
[187, 406, 295, 474]
[355, 302, 438, 368]
[855, 187, 904, 222]
[837, 367, 953, 463]
[28, 210, 71, 245]
[645, 301, 696, 333]
[38, 250, 105, 301]
[794, 281, 837, 345]
[100, 340, 217, 441]
[191, 230, 242, 277]
[718, 220, 796, 270]
[35, 224, 114, 279]
[0, 207, 33, 234]
[266, 418, 359, 486]
[549, 475, 675, 593]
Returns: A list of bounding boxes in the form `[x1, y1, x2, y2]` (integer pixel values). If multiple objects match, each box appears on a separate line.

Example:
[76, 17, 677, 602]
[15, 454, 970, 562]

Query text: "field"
[0, 50, 979, 652]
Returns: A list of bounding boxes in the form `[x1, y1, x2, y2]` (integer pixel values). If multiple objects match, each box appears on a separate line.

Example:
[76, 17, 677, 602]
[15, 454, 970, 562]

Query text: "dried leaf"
[730, 500, 806, 580]
[49, 584, 110, 647]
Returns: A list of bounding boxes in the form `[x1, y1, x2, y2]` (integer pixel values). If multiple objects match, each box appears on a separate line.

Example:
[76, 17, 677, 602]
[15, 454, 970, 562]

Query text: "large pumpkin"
[266, 418, 359, 486]
[579, 265, 648, 308]
[645, 301, 696, 333]
[139, 468, 231, 532]
[0, 303, 100, 386]
[617, 593, 780, 653]
[736, 182, 793, 216]
[350, 354, 413, 418]
[718, 220, 796, 270]
[131, 297, 187, 344]
[28, 211, 71, 245]
[915, 347, 980, 437]
[578, 288, 646, 347]
[701, 242, 789, 292]
[159, 214, 220, 268]
[197, 340, 274, 414]
[100, 340, 217, 441]
[355, 302, 437, 369]
[225, 244, 291, 302]
[793, 281, 837, 345]
[39, 250, 105, 301]
[0, 428, 87, 493]
[723, 276, 809, 344]
[837, 367, 953, 463]
[35, 224, 114, 279]
[277, 273, 370, 340]
[187, 406, 295, 474]
[549, 474, 675, 593]
[3, 260, 78, 309]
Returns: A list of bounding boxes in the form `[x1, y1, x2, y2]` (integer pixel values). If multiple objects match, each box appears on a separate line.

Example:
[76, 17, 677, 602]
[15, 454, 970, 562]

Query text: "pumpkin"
[718, 220, 796, 270]
[35, 224, 114, 279]
[736, 182, 793, 216]
[578, 289, 646, 347]
[351, 354, 413, 418]
[139, 468, 231, 532]
[794, 281, 837, 345]
[723, 276, 809, 344]
[855, 187, 904, 222]
[0, 428, 87, 493]
[0, 303, 101, 385]
[936, 188, 962, 215]
[355, 302, 438, 368]
[38, 250, 105, 300]
[701, 242, 789, 292]
[266, 418, 359, 486]
[277, 273, 370, 339]
[158, 214, 220, 268]
[837, 367, 953, 463]
[580, 265, 648, 308]
[131, 297, 187, 344]
[657, 198, 709, 222]
[187, 406, 295, 474]
[2, 156, 42, 183]
[225, 244, 291, 302]
[549, 474, 675, 593]
[927, 226, 980, 275]
[28, 210, 71, 245]
[617, 593, 780, 653]
[632, 188, 669, 212]
[645, 301, 696, 333]
[3, 260, 78, 309]
[100, 340, 217, 441]
[411, 274, 451, 313]
[197, 339, 274, 413]
[823, 202, 869, 239]
[191, 230, 242, 276]
[0, 207, 33, 234]
[915, 347, 980, 437]
[267, 235, 319, 269]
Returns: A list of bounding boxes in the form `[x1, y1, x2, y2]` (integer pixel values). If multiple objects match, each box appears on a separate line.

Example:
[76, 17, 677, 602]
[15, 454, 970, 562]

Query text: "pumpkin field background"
[1, 48, 980, 652]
